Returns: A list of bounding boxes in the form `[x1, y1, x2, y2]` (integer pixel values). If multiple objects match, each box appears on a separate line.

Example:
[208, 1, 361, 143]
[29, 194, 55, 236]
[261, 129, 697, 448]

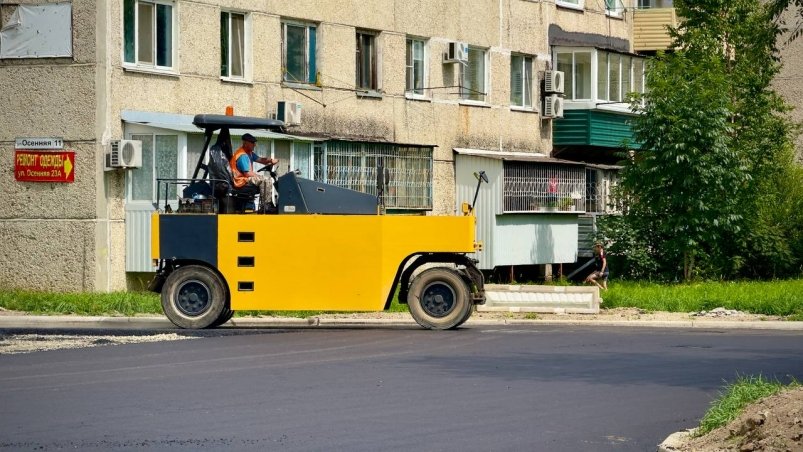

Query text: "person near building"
[585, 242, 609, 291]
[230, 133, 279, 211]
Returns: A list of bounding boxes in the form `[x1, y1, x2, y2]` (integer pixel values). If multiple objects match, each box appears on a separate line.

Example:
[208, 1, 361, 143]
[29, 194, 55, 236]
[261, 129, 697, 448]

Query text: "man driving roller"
[230, 133, 279, 211]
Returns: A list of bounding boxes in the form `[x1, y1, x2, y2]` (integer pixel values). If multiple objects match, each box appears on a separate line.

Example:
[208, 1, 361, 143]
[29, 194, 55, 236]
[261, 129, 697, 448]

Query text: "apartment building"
[0, 0, 633, 291]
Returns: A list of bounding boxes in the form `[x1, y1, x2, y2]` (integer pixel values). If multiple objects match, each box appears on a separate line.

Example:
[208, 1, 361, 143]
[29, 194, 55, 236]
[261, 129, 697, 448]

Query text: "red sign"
[14, 150, 75, 183]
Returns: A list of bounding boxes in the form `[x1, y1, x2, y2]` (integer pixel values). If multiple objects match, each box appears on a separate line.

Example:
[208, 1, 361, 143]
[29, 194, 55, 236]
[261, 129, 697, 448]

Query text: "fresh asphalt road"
[1, 325, 802, 451]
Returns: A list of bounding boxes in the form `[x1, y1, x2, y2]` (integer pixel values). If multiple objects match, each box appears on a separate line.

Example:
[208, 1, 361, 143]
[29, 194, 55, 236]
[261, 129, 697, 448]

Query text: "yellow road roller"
[149, 114, 485, 329]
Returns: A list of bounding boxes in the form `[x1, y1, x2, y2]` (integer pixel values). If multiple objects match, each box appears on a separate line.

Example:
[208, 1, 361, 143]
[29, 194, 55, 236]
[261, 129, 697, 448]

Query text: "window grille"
[503, 162, 585, 212]
[315, 141, 433, 210]
[585, 168, 621, 213]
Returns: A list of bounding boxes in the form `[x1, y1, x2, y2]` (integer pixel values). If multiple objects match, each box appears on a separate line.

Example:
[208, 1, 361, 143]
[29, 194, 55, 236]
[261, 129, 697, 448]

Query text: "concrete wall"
[776, 9, 803, 161]
[0, 0, 631, 292]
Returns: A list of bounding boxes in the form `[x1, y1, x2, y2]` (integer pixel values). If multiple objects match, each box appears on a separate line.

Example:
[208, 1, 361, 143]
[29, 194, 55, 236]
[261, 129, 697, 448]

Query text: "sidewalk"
[1, 312, 803, 331]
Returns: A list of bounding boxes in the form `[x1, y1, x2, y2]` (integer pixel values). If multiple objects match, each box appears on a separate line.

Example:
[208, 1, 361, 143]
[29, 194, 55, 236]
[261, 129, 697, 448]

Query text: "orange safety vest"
[230, 147, 252, 188]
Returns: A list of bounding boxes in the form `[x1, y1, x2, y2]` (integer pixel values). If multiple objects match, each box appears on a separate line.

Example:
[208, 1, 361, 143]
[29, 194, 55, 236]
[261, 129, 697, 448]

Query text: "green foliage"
[610, 0, 803, 281]
[696, 375, 799, 436]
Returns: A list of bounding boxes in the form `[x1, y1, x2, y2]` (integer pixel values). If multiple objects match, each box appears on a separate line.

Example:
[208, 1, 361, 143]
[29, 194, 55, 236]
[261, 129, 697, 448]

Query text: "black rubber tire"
[211, 309, 234, 327]
[407, 267, 472, 330]
[161, 265, 227, 329]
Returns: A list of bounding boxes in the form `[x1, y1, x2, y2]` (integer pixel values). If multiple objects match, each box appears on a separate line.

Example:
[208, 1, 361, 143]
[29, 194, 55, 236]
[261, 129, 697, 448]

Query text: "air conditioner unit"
[443, 42, 469, 64]
[543, 94, 564, 119]
[105, 139, 142, 170]
[277, 100, 302, 126]
[544, 70, 565, 94]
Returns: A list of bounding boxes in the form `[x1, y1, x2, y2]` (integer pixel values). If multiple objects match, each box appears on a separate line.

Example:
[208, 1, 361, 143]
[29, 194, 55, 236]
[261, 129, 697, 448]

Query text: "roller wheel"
[211, 309, 235, 327]
[161, 265, 227, 329]
[407, 268, 472, 330]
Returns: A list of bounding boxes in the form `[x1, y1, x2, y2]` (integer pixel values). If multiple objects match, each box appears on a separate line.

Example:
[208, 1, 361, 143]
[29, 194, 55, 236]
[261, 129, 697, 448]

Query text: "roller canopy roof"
[192, 114, 285, 132]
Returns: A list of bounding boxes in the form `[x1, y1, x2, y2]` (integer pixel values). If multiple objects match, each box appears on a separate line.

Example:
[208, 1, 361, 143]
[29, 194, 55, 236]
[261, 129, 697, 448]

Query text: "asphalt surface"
[1, 322, 802, 451]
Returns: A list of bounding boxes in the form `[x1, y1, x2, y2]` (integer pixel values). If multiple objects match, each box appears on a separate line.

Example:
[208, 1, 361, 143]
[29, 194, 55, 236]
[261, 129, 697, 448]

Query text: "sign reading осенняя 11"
[14, 150, 75, 182]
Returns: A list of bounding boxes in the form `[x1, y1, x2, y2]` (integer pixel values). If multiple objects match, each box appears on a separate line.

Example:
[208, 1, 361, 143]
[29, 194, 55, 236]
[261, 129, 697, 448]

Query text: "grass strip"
[695, 375, 799, 436]
[602, 279, 803, 317]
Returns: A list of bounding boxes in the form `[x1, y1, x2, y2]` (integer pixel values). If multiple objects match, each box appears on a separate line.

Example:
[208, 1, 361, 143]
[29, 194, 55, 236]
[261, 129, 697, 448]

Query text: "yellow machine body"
[152, 213, 478, 312]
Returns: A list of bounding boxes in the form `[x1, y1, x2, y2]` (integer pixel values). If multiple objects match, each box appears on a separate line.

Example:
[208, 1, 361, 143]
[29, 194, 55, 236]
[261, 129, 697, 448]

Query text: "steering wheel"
[257, 164, 278, 181]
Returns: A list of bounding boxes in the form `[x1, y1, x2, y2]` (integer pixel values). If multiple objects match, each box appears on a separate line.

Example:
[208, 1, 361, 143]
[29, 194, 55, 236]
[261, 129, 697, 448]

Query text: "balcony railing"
[633, 8, 678, 52]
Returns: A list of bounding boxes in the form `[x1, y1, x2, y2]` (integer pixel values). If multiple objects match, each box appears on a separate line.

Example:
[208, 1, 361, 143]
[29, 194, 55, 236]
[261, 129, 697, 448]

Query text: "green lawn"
[1, 279, 802, 318]
[601, 280, 803, 317]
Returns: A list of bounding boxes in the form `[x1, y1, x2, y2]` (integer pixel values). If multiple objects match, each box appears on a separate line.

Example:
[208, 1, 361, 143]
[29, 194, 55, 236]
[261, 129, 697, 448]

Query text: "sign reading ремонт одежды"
[15, 136, 74, 183]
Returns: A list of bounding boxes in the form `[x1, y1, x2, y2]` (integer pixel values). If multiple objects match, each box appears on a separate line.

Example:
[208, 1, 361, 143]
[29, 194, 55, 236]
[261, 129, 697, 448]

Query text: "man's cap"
[594, 242, 603, 247]
[242, 133, 257, 143]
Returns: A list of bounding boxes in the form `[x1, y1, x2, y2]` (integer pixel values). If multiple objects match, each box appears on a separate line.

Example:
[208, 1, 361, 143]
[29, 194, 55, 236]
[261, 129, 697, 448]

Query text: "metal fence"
[503, 161, 586, 212]
[314, 141, 433, 210]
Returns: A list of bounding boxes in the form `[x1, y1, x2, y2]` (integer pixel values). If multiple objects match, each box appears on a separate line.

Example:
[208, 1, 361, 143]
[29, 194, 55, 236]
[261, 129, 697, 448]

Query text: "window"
[606, 0, 623, 16]
[406, 38, 426, 96]
[356, 31, 378, 91]
[510, 54, 534, 108]
[556, 50, 592, 100]
[221, 11, 247, 79]
[556, 0, 583, 9]
[123, 0, 175, 70]
[638, 0, 673, 8]
[253, 141, 314, 178]
[599, 51, 646, 102]
[282, 22, 317, 84]
[559, 48, 646, 104]
[461, 46, 487, 102]
[129, 133, 179, 202]
[314, 142, 433, 210]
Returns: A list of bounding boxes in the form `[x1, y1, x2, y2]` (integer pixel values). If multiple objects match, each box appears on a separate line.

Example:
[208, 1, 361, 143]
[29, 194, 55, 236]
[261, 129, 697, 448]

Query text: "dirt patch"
[661, 387, 803, 451]
[0, 333, 195, 354]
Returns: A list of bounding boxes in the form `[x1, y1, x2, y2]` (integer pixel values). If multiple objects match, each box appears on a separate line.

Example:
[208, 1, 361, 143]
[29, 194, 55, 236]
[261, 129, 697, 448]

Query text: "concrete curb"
[1, 315, 803, 331]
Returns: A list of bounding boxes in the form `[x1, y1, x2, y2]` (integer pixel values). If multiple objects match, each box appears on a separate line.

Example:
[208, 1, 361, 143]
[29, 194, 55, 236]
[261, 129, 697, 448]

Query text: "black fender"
[383, 253, 485, 310]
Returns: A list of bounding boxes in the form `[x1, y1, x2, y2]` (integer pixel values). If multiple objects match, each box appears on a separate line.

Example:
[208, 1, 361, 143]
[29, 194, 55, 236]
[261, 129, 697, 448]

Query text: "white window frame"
[605, 0, 624, 17]
[122, 0, 178, 74]
[510, 53, 534, 110]
[555, 47, 593, 102]
[282, 20, 318, 85]
[555, 47, 646, 108]
[556, 0, 584, 11]
[460, 46, 489, 104]
[220, 10, 251, 82]
[405, 37, 428, 99]
[124, 125, 187, 205]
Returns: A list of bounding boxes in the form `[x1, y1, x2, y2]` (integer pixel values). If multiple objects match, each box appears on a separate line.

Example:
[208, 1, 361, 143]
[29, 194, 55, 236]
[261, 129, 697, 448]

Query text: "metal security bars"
[503, 161, 586, 212]
[314, 141, 433, 210]
[585, 167, 620, 213]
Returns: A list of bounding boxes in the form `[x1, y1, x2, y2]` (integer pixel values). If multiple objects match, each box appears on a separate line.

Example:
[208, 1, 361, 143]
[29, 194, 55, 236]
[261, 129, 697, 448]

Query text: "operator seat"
[207, 140, 259, 213]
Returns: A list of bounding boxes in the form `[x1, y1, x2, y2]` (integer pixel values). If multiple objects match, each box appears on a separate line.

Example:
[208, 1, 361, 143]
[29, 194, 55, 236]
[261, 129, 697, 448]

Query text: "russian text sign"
[14, 150, 75, 183]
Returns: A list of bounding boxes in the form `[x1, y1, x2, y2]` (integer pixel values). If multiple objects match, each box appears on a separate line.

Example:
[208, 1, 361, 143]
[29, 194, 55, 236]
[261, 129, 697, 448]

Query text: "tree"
[601, 0, 801, 281]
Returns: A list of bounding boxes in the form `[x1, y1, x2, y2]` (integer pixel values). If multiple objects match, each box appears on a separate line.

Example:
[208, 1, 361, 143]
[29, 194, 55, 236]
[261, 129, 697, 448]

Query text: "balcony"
[633, 8, 678, 52]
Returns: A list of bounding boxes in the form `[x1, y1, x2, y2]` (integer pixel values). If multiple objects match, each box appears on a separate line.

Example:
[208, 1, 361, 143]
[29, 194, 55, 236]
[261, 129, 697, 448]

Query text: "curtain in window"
[131, 134, 154, 201]
[406, 39, 424, 95]
[230, 13, 244, 78]
[220, 13, 229, 76]
[356, 33, 376, 90]
[274, 141, 292, 177]
[575, 52, 592, 100]
[124, 0, 135, 63]
[463, 47, 485, 101]
[622, 56, 632, 97]
[511, 55, 523, 106]
[597, 51, 608, 101]
[557, 53, 573, 99]
[633, 58, 644, 94]
[137, 2, 154, 64]
[155, 4, 172, 67]
[609, 53, 621, 102]
[285, 24, 306, 82]
[155, 135, 178, 199]
[294, 142, 312, 178]
[307, 27, 316, 83]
